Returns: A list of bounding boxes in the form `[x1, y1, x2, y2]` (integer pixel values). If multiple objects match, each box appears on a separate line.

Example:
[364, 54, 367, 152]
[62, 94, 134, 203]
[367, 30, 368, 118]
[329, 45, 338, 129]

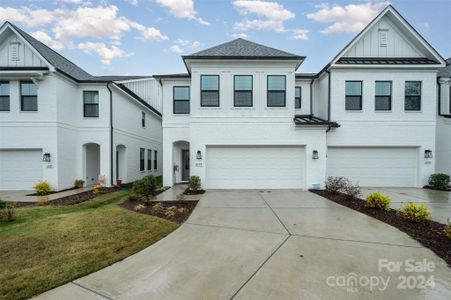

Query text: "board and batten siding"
[121, 78, 162, 113]
[0, 30, 47, 67]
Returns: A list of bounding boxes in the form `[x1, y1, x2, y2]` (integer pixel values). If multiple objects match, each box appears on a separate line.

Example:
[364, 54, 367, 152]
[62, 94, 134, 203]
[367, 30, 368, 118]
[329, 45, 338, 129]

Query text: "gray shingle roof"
[438, 58, 451, 77]
[337, 57, 439, 65]
[7, 22, 94, 81]
[184, 38, 303, 59]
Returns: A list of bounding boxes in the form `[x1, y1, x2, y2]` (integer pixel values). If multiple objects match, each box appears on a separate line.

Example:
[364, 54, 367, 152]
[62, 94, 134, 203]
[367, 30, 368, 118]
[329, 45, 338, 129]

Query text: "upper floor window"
[295, 87, 301, 109]
[375, 81, 391, 111]
[20, 81, 37, 111]
[142, 111, 146, 127]
[201, 75, 219, 107]
[140, 148, 145, 171]
[267, 75, 286, 107]
[83, 91, 99, 117]
[0, 81, 10, 111]
[234, 75, 253, 107]
[173, 86, 190, 114]
[345, 81, 362, 110]
[405, 81, 421, 111]
[147, 149, 152, 170]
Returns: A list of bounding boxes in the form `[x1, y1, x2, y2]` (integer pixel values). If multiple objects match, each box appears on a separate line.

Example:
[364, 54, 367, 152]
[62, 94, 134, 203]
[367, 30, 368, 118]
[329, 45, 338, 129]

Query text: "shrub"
[37, 196, 50, 206]
[0, 200, 16, 222]
[151, 203, 164, 214]
[177, 207, 188, 214]
[365, 192, 391, 210]
[74, 179, 85, 188]
[176, 193, 186, 201]
[188, 176, 202, 191]
[343, 182, 362, 199]
[132, 176, 158, 201]
[134, 204, 146, 211]
[325, 176, 349, 194]
[398, 202, 431, 223]
[428, 173, 450, 190]
[165, 210, 176, 218]
[33, 181, 52, 196]
[444, 219, 451, 239]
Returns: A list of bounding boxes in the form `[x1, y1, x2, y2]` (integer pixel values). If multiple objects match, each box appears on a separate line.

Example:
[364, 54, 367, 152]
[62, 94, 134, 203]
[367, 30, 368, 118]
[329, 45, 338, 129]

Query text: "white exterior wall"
[294, 78, 312, 115]
[436, 78, 451, 175]
[326, 68, 438, 186]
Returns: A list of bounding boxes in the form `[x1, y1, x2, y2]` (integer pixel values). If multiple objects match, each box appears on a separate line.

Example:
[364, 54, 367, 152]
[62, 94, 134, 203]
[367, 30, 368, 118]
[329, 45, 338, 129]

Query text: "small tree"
[188, 176, 202, 191]
[325, 176, 349, 194]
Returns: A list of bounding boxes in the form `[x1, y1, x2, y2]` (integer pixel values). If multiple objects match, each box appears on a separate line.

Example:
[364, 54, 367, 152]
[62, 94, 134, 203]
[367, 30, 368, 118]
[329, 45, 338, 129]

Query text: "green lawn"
[0, 191, 178, 300]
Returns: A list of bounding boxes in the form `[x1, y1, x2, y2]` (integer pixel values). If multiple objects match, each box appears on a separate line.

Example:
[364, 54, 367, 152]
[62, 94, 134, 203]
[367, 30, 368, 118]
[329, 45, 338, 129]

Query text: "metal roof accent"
[438, 58, 451, 77]
[114, 83, 162, 117]
[336, 57, 439, 65]
[295, 73, 318, 79]
[293, 114, 340, 128]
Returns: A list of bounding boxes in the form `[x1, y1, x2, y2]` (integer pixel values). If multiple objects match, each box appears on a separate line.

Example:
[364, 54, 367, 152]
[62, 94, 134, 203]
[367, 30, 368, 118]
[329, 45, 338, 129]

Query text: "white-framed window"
[140, 148, 145, 171]
[173, 86, 190, 114]
[83, 91, 99, 117]
[345, 81, 362, 110]
[267, 75, 286, 107]
[295, 87, 301, 109]
[0, 81, 10, 111]
[375, 81, 391, 111]
[405, 81, 421, 111]
[234, 75, 253, 107]
[201, 75, 219, 107]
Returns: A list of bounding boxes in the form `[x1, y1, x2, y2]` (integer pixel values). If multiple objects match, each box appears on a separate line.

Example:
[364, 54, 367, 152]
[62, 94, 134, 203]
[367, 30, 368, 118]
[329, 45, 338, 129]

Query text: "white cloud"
[141, 27, 168, 41]
[31, 30, 64, 49]
[232, 32, 248, 39]
[233, 0, 295, 32]
[0, 7, 58, 27]
[78, 42, 133, 64]
[169, 45, 183, 54]
[419, 21, 430, 31]
[291, 29, 309, 40]
[169, 38, 200, 54]
[126, 0, 139, 6]
[156, 0, 209, 25]
[307, 2, 388, 35]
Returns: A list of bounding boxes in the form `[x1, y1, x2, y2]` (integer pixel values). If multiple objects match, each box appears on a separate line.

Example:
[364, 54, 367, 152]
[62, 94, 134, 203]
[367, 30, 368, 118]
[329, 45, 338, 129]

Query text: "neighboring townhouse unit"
[158, 5, 447, 189]
[437, 58, 451, 175]
[0, 22, 162, 191]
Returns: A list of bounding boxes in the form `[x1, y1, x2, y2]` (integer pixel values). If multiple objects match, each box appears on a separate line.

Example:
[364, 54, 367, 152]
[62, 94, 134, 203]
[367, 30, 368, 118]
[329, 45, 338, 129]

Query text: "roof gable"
[331, 5, 445, 66]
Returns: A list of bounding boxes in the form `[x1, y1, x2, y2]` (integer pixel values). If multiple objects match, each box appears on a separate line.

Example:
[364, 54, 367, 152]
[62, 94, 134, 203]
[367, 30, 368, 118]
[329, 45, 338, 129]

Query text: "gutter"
[107, 82, 114, 187]
[310, 78, 314, 115]
[326, 70, 331, 121]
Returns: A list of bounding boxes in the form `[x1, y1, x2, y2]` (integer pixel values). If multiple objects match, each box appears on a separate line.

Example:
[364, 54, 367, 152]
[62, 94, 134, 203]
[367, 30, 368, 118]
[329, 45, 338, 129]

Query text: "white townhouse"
[0, 22, 163, 191]
[158, 5, 448, 189]
[437, 58, 451, 175]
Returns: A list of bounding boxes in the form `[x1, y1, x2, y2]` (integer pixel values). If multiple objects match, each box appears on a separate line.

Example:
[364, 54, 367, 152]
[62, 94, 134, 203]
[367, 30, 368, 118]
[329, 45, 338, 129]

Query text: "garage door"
[0, 150, 43, 190]
[326, 147, 418, 187]
[206, 146, 305, 189]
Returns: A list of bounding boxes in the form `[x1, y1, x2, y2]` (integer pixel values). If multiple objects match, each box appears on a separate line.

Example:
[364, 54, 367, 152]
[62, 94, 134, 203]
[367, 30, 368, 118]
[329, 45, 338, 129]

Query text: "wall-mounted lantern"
[424, 149, 433, 159]
[42, 153, 51, 162]
[312, 150, 319, 160]
[196, 150, 202, 160]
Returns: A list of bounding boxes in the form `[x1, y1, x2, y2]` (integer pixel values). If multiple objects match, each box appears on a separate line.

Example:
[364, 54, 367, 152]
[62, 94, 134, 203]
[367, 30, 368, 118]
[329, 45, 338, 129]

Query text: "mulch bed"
[311, 190, 451, 267]
[423, 185, 451, 192]
[26, 186, 79, 196]
[120, 200, 198, 224]
[183, 188, 206, 195]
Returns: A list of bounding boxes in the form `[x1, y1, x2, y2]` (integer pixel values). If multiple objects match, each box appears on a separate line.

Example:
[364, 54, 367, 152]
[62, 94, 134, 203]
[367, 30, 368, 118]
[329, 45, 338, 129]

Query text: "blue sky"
[1, 0, 450, 75]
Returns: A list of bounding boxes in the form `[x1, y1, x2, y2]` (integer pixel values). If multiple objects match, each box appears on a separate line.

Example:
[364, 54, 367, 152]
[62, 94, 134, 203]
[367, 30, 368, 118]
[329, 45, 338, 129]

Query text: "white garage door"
[0, 150, 43, 190]
[206, 146, 305, 189]
[327, 147, 418, 187]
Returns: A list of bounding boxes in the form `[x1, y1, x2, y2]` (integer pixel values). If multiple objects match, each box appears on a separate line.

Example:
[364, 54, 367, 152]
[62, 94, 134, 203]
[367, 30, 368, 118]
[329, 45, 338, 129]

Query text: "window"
[405, 81, 421, 111]
[234, 75, 253, 107]
[147, 149, 152, 170]
[173, 86, 190, 114]
[20, 81, 37, 111]
[375, 81, 391, 111]
[295, 87, 301, 109]
[201, 75, 219, 107]
[142, 112, 146, 127]
[267, 75, 286, 107]
[140, 148, 145, 171]
[153, 150, 158, 170]
[0, 81, 10, 111]
[83, 91, 99, 117]
[345, 81, 362, 110]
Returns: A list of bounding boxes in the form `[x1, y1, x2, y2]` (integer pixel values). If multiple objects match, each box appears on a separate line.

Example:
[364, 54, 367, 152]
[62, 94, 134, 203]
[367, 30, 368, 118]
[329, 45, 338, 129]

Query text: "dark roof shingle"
[438, 58, 451, 77]
[336, 57, 439, 65]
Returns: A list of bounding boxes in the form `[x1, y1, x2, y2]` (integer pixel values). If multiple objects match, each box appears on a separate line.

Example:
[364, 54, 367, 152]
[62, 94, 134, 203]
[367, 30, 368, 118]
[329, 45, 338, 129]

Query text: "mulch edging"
[423, 185, 451, 192]
[311, 190, 451, 267]
[183, 188, 206, 195]
[120, 200, 198, 224]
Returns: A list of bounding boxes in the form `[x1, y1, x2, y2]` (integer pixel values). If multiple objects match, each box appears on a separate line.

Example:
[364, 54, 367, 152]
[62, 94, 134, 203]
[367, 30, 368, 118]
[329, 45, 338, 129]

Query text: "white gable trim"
[0, 22, 55, 71]
[330, 5, 445, 66]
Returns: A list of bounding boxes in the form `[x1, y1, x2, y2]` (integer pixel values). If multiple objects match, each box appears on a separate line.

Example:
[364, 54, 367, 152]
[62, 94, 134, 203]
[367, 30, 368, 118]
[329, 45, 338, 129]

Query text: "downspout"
[107, 82, 114, 187]
[437, 77, 451, 118]
[310, 78, 314, 115]
[326, 70, 331, 121]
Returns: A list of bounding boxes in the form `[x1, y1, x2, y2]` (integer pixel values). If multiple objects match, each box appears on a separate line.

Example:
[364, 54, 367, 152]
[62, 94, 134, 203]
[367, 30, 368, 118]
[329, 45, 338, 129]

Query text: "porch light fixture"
[312, 150, 319, 160]
[42, 153, 51, 162]
[424, 149, 433, 159]
[196, 150, 202, 160]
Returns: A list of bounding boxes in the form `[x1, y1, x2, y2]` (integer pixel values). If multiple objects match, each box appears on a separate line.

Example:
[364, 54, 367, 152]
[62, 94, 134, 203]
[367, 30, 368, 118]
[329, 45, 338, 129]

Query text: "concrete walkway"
[38, 189, 451, 299]
[361, 187, 451, 224]
[0, 187, 92, 202]
[155, 184, 202, 201]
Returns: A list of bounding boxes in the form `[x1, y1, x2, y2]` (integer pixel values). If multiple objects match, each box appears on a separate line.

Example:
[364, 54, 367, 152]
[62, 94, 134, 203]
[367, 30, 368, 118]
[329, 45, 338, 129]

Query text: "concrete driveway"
[38, 189, 451, 299]
[361, 187, 451, 224]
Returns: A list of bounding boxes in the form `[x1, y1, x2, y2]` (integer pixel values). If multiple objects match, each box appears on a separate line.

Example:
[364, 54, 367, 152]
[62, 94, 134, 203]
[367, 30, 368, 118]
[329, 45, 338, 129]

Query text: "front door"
[182, 150, 190, 181]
